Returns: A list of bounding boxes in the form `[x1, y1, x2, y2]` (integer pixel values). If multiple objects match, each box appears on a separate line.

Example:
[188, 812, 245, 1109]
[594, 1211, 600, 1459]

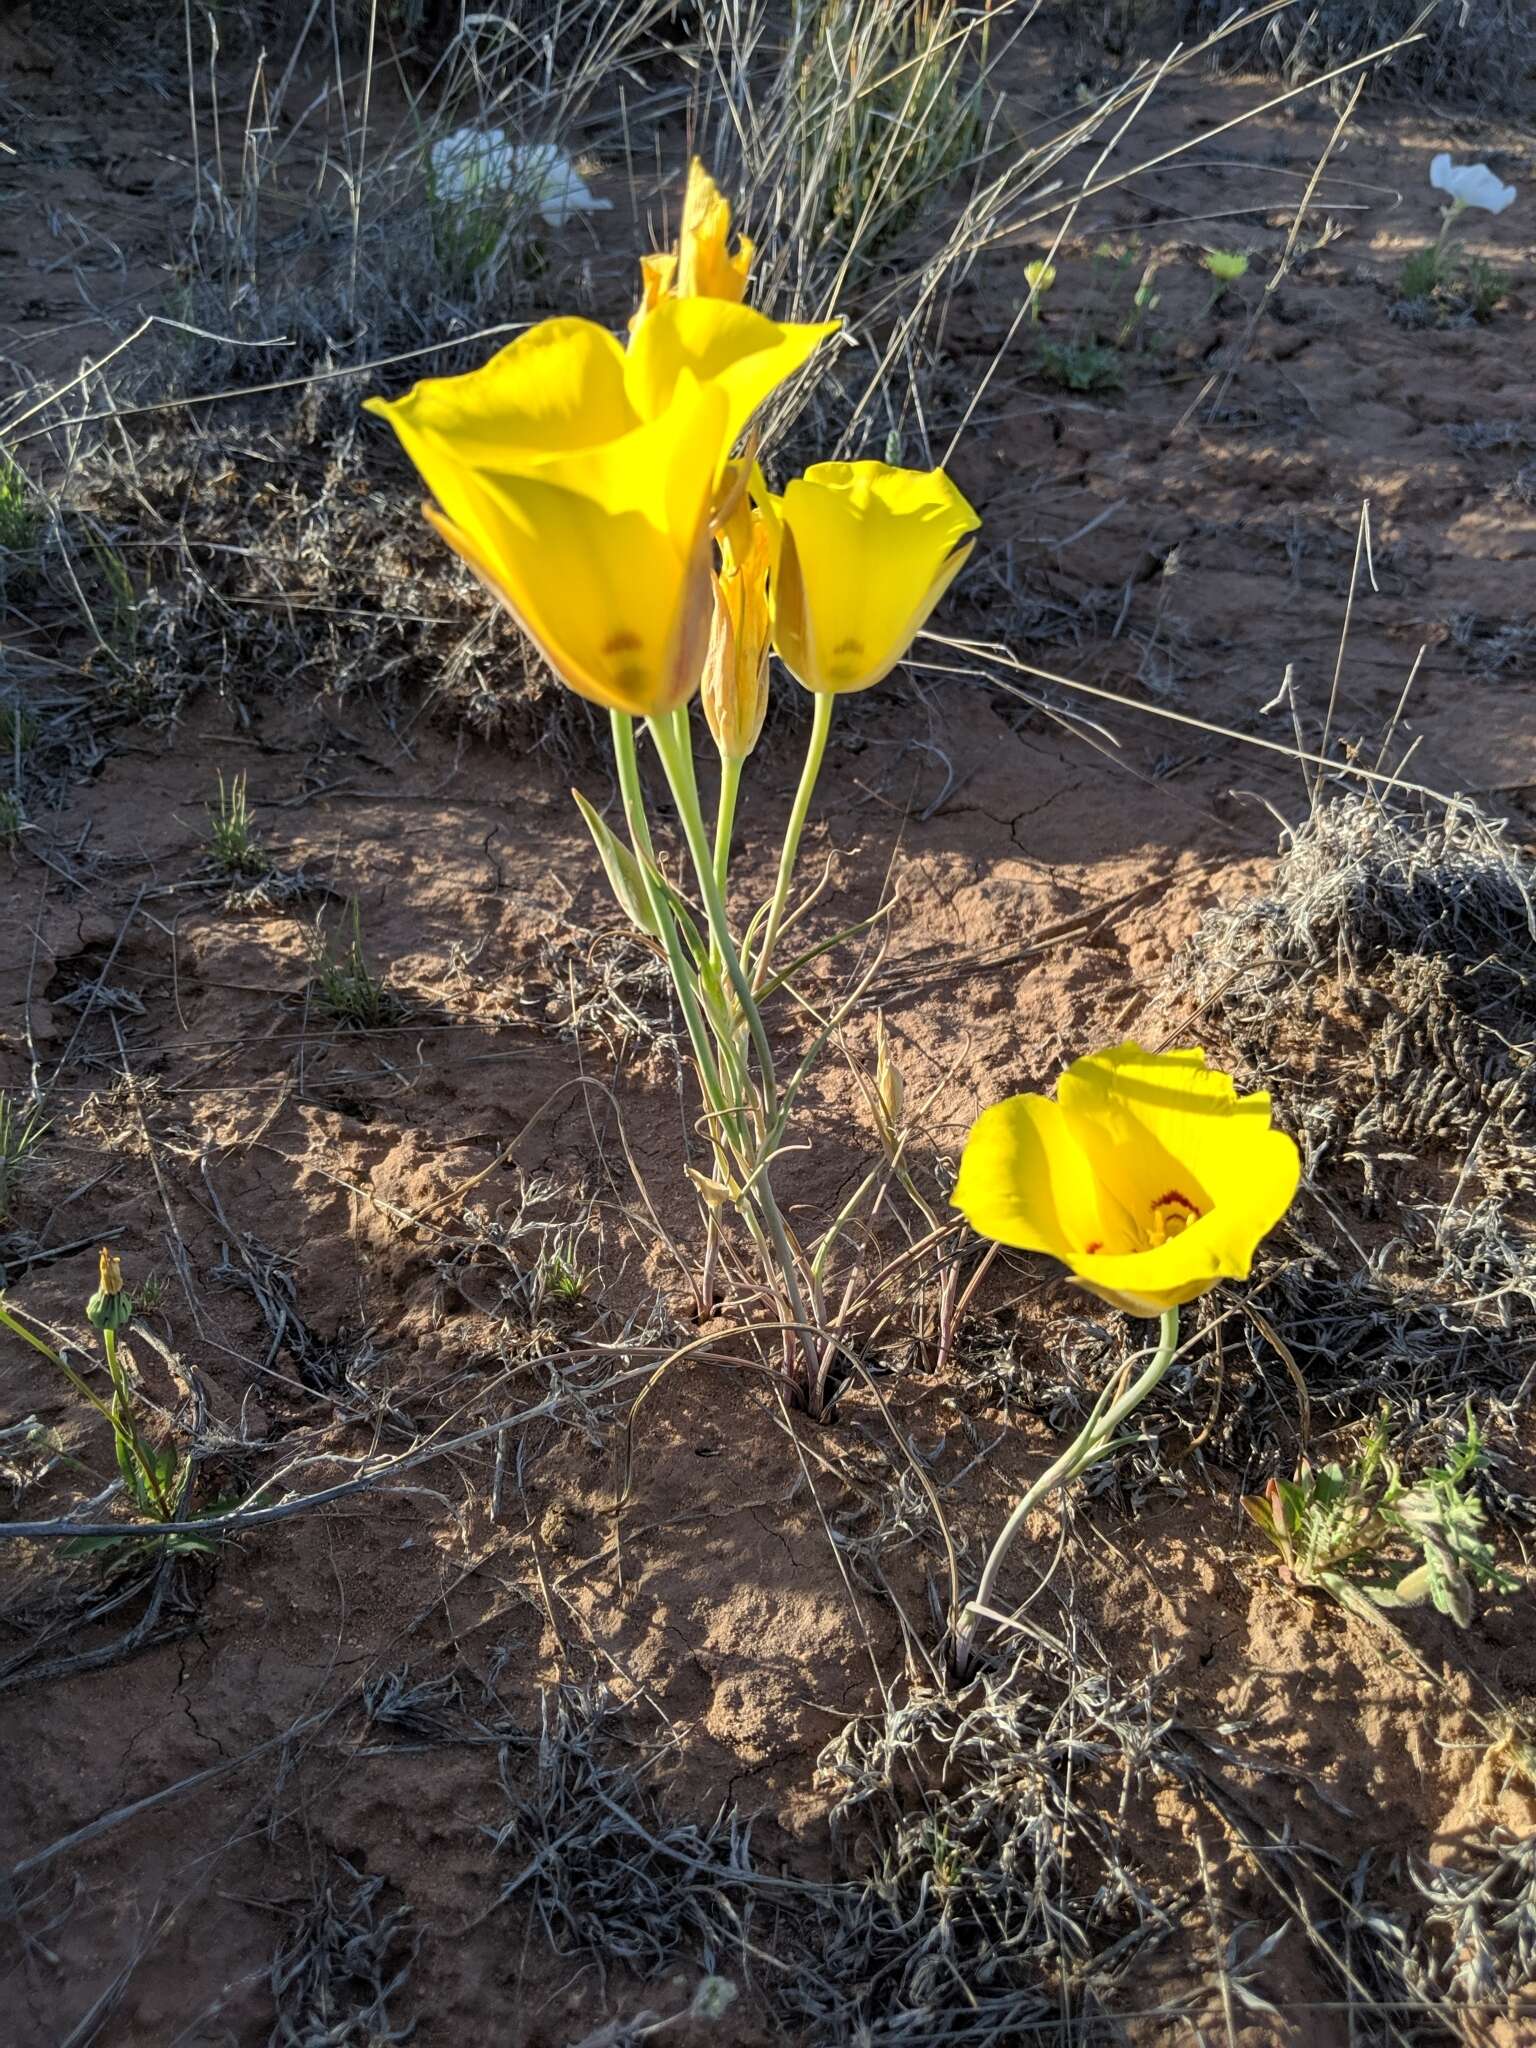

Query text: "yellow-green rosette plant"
[949, 1042, 1300, 1674]
[366, 165, 978, 1417]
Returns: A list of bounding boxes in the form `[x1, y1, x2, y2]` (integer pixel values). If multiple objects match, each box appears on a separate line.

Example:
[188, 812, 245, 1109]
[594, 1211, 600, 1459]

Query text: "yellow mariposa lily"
[364, 300, 836, 717]
[701, 503, 773, 762]
[952, 1043, 1300, 1317]
[631, 158, 754, 330]
[767, 461, 979, 694]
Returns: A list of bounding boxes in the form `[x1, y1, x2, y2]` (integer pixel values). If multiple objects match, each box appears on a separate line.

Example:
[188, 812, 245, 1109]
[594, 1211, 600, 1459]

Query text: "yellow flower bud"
[769, 461, 979, 697]
[874, 1013, 905, 1146]
[87, 1245, 133, 1333]
[630, 159, 754, 332]
[700, 506, 772, 764]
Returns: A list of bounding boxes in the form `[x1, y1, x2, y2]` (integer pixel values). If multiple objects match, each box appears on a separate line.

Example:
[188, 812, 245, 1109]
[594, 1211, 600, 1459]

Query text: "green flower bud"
[86, 1246, 133, 1332]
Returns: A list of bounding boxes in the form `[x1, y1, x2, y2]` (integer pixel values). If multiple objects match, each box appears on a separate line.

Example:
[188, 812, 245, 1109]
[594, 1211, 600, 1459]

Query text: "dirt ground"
[3, 7, 1535, 2044]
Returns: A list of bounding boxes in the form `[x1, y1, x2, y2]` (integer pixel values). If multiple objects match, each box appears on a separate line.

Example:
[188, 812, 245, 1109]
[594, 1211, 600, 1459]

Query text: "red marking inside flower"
[1084, 1240, 1103, 1255]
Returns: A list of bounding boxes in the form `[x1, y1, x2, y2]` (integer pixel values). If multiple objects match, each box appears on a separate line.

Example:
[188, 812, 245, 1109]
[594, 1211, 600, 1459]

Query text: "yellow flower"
[365, 302, 835, 718]
[766, 461, 979, 695]
[631, 158, 754, 330]
[952, 1043, 1300, 1318]
[700, 503, 772, 762]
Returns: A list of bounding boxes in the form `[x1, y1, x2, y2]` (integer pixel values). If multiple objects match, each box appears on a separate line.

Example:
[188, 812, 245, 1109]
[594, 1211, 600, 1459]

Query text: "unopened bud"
[86, 1245, 133, 1332]
[686, 1165, 736, 1209]
[874, 1014, 905, 1145]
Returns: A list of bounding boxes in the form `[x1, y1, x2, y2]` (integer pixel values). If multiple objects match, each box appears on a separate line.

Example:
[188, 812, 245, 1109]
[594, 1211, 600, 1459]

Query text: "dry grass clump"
[793, 1622, 1186, 2043]
[486, 1649, 1200, 2043]
[1186, 795, 1536, 1172]
[1166, 793, 1536, 1474]
[1180, 0, 1536, 110]
[268, 1852, 421, 2048]
[487, 1682, 765, 1988]
[8, 375, 567, 742]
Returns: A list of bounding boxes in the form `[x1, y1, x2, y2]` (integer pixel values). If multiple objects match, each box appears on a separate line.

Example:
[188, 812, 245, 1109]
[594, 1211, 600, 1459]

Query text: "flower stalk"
[951, 1306, 1181, 1679]
[367, 161, 979, 1422]
[753, 690, 833, 989]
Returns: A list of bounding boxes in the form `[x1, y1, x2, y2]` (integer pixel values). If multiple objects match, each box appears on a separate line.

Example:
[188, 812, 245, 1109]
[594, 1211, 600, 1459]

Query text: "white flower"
[1430, 154, 1516, 216]
[429, 129, 611, 227]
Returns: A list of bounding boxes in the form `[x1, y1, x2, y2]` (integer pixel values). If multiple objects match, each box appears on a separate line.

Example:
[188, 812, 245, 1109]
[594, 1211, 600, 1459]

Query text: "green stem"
[610, 711, 732, 1131]
[952, 1305, 1181, 1677]
[0, 1299, 120, 1438]
[639, 712, 827, 1400]
[104, 1323, 173, 1518]
[713, 752, 742, 900]
[753, 690, 833, 991]
[2, 1296, 178, 1522]
[647, 709, 778, 1118]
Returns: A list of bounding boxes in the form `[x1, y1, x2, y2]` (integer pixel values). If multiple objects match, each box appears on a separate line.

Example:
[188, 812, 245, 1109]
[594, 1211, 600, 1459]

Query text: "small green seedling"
[537, 1234, 594, 1314]
[206, 771, 267, 878]
[1035, 241, 1160, 392]
[0, 1090, 49, 1217]
[1038, 340, 1124, 393]
[0, 790, 23, 852]
[0, 1249, 221, 1554]
[0, 454, 39, 555]
[311, 899, 403, 1030]
[1244, 1412, 1516, 1629]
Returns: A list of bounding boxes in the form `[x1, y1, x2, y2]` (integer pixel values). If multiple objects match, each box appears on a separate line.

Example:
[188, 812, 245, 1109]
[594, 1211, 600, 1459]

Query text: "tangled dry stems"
[1180, 0, 1536, 111]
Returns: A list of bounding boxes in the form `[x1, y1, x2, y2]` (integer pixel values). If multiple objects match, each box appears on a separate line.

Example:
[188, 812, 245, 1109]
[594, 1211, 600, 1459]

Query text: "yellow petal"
[419, 380, 728, 718]
[1059, 1043, 1277, 1218]
[676, 158, 753, 303]
[629, 160, 753, 332]
[1070, 1134, 1299, 1314]
[952, 1092, 1133, 1261]
[625, 297, 840, 451]
[628, 250, 679, 333]
[364, 319, 634, 509]
[771, 461, 979, 694]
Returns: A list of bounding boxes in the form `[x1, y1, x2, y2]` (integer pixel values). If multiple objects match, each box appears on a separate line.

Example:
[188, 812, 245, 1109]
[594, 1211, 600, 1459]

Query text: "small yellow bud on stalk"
[700, 505, 772, 766]
[87, 1246, 133, 1333]
[874, 1012, 905, 1151]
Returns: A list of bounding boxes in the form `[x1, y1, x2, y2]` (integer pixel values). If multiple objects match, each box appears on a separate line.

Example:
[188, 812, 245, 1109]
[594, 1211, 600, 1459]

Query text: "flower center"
[1147, 1188, 1201, 1247]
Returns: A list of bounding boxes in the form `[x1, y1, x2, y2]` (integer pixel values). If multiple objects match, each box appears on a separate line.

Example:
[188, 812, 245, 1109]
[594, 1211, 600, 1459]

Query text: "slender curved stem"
[952, 1305, 1181, 1679]
[0, 1300, 122, 1440]
[713, 752, 742, 899]
[752, 689, 833, 991]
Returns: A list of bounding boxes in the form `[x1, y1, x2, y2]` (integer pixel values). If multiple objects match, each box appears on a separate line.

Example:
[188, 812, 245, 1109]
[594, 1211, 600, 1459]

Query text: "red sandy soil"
[2, 9, 1534, 2044]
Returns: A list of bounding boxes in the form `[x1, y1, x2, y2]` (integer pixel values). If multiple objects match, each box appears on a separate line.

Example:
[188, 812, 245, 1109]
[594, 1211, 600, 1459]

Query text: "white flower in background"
[1430, 154, 1516, 216]
[429, 128, 611, 227]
